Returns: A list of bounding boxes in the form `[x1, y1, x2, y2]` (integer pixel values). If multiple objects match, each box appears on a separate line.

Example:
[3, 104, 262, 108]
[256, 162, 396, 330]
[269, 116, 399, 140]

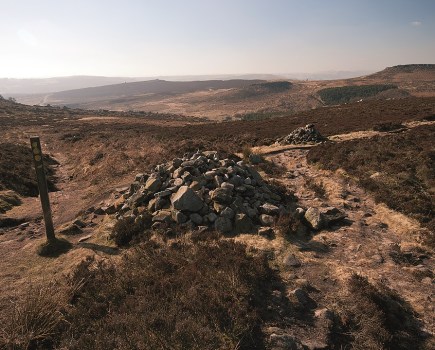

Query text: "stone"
[207, 212, 218, 223]
[152, 210, 173, 223]
[258, 226, 274, 237]
[260, 214, 275, 226]
[59, 224, 83, 235]
[171, 186, 203, 212]
[304, 207, 323, 230]
[154, 189, 172, 198]
[190, 213, 203, 225]
[228, 175, 244, 187]
[94, 207, 106, 215]
[189, 181, 202, 191]
[172, 210, 188, 224]
[214, 217, 232, 233]
[147, 198, 156, 212]
[234, 213, 255, 233]
[249, 153, 263, 164]
[213, 202, 226, 213]
[221, 182, 235, 191]
[78, 234, 92, 243]
[210, 188, 233, 205]
[173, 167, 184, 179]
[291, 288, 317, 309]
[282, 253, 302, 268]
[173, 178, 184, 187]
[128, 190, 150, 207]
[220, 207, 235, 219]
[320, 207, 346, 226]
[155, 197, 169, 211]
[295, 207, 305, 219]
[145, 177, 162, 193]
[73, 219, 86, 228]
[260, 203, 280, 215]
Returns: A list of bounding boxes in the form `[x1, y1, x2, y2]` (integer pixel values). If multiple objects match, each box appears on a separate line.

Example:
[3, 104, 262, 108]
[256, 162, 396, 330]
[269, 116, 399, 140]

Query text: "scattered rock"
[59, 223, 83, 235]
[304, 207, 323, 230]
[304, 206, 346, 230]
[78, 234, 92, 243]
[282, 253, 302, 268]
[291, 288, 317, 309]
[73, 219, 86, 228]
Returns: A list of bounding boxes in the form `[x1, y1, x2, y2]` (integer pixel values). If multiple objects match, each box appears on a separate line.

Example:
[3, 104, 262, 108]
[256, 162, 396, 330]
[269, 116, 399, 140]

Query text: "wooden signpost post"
[30, 136, 56, 242]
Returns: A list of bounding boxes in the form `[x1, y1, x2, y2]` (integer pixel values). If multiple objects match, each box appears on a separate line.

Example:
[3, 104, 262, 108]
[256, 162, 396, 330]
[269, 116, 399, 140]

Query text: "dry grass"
[334, 274, 427, 350]
[0, 143, 57, 197]
[1, 239, 273, 350]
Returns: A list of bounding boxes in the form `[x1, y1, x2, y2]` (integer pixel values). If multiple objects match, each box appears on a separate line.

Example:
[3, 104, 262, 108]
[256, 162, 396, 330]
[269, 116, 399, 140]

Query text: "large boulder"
[170, 186, 203, 212]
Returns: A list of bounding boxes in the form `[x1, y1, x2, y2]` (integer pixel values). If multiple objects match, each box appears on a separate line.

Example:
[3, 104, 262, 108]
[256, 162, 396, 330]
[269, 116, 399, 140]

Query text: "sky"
[0, 0, 434, 78]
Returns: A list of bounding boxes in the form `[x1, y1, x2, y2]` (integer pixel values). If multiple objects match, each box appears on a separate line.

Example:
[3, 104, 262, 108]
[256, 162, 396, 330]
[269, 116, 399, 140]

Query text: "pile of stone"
[112, 151, 290, 234]
[277, 124, 326, 145]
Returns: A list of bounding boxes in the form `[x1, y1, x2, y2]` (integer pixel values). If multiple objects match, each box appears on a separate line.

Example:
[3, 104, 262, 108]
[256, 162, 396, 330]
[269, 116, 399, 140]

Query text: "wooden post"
[30, 136, 56, 242]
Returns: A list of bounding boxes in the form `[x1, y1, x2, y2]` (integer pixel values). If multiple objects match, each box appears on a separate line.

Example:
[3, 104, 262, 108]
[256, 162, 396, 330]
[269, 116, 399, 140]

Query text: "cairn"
[112, 151, 292, 233]
[277, 124, 326, 145]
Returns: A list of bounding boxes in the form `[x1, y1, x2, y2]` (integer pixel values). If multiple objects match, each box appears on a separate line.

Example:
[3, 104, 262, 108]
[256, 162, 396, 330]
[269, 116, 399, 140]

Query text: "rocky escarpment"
[110, 151, 294, 234]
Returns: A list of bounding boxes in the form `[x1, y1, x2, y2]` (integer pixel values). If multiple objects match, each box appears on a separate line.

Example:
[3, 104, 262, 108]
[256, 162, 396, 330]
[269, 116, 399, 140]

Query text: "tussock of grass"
[37, 238, 72, 257]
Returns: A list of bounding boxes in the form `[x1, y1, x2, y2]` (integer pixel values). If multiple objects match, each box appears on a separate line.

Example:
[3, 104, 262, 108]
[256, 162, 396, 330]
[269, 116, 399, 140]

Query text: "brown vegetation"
[1, 239, 273, 350]
[341, 274, 426, 349]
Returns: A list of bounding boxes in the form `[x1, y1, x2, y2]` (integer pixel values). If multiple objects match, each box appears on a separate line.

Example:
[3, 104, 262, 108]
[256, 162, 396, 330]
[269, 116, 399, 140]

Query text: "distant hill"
[366, 64, 435, 80]
[0, 76, 143, 95]
[0, 74, 281, 96]
[39, 79, 265, 105]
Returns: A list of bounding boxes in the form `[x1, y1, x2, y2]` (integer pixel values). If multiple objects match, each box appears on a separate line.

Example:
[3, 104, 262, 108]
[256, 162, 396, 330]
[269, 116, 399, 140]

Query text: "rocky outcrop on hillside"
[277, 124, 326, 145]
[110, 151, 293, 234]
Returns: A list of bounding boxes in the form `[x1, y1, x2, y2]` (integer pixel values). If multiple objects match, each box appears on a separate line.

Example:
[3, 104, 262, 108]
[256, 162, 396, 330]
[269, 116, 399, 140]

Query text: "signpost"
[30, 136, 56, 242]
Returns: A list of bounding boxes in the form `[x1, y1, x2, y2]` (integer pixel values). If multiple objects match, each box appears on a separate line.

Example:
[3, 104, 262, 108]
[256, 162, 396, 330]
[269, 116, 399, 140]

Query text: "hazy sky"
[1, 0, 434, 78]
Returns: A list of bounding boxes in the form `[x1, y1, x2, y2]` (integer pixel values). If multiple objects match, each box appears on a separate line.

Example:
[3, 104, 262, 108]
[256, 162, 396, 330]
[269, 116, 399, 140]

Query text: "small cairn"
[277, 124, 326, 145]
